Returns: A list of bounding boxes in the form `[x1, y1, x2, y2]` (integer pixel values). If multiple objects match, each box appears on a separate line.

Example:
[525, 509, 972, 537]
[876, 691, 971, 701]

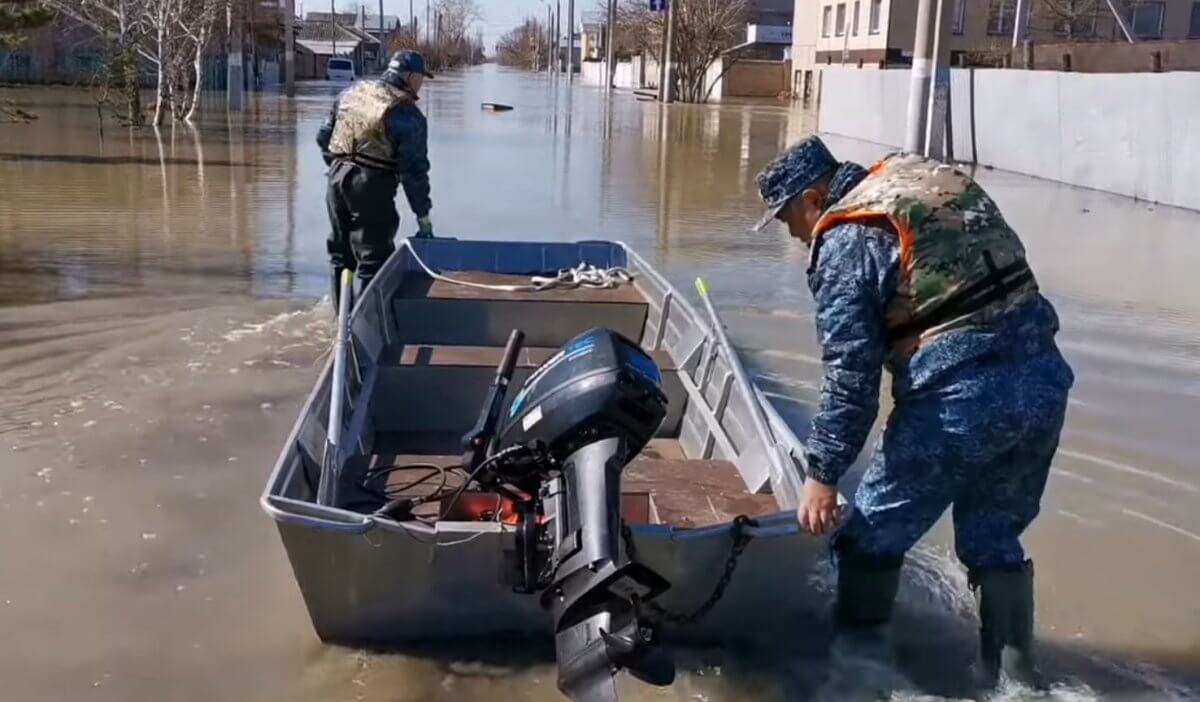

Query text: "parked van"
[326, 58, 356, 82]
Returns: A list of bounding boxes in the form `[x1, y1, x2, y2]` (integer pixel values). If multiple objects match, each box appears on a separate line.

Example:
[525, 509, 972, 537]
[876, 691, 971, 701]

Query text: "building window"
[953, 0, 966, 34]
[869, 0, 883, 33]
[987, 0, 1015, 34]
[852, 0, 862, 34]
[1191, 1, 1200, 37]
[835, 2, 847, 35]
[1129, 1, 1165, 38]
[822, 5, 833, 36]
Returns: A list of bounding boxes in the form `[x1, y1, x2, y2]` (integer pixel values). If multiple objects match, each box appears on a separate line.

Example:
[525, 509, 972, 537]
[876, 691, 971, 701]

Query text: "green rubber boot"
[974, 560, 1045, 690]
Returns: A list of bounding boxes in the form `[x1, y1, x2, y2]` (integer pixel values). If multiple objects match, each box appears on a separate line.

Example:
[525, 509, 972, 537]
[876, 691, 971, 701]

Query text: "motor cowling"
[485, 328, 675, 701]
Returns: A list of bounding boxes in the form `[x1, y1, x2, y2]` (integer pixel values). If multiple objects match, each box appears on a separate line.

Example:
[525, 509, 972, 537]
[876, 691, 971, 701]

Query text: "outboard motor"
[462, 327, 674, 701]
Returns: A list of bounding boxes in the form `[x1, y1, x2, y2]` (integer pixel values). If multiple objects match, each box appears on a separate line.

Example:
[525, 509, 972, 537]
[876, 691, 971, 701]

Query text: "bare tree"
[1033, 0, 1099, 38]
[609, 0, 746, 103]
[435, 0, 482, 45]
[178, 0, 222, 121]
[41, 0, 153, 124]
[0, 0, 53, 48]
[495, 17, 544, 69]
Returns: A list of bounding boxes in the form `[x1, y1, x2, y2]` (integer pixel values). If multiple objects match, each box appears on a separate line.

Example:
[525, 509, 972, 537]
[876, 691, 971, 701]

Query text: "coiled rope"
[407, 245, 634, 293]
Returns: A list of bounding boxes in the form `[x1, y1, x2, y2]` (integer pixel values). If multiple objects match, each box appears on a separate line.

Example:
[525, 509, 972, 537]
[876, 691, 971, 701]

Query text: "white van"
[326, 58, 356, 82]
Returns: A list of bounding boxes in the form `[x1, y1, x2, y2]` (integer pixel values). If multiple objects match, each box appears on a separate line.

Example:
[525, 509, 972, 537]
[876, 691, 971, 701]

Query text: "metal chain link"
[620, 515, 756, 627]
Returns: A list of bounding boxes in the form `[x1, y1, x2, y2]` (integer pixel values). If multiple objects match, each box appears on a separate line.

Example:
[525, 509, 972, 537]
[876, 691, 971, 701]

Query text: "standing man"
[317, 50, 434, 305]
[754, 137, 1073, 688]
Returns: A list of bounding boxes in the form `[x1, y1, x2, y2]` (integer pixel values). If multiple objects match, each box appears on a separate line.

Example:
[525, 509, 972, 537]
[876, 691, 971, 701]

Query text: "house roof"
[303, 11, 402, 29]
[297, 40, 358, 56]
[297, 20, 374, 44]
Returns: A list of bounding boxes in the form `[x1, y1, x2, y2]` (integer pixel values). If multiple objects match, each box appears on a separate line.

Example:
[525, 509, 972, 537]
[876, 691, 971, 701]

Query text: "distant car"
[326, 58, 356, 82]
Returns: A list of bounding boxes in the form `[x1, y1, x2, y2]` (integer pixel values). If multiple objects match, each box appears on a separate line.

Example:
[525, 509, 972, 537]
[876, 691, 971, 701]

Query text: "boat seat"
[389, 272, 648, 348]
[370, 439, 777, 529]
[372, 344, 687, 437]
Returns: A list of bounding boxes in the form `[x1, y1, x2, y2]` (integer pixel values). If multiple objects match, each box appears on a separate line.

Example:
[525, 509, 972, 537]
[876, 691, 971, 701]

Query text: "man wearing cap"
[316, 50, 435, 305]
[755, 136, 1073, 688]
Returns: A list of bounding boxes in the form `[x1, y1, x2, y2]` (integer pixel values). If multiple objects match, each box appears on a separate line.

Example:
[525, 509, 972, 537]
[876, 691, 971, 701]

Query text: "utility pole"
[566, 0, 574, 81]
[902, 0, 937, 154]
[409, 0, 414, 42]
[555, 0, 561, 76]
[227, 0, 244, 109]
[924, 0, 954, 160]
[605, 0, 616, 89]
[657, 0, 675, 102]
[330, 0, 337, 57]
[285, 0, 295, 96]
[379, 0, 385, 70]
[425, 0, 430, 43]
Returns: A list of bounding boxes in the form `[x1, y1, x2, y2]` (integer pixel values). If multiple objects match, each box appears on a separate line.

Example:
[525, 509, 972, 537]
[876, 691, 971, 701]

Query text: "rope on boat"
[406, 244, 634, 293]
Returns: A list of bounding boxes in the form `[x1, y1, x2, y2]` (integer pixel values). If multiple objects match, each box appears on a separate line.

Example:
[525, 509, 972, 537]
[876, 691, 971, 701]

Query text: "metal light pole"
[1011, 0, 1028, 48]
[284, 0, 294, 96]
[378, 0, 385, 70]
[555, 0, 561, 76]
[924, 0, 954, 160]
[903, 0, 937, 154]
[566, 0, 574, 81]
[330, 0, 337, 57]
[605, 0, 616, 89]
[657, 0, 675, 102]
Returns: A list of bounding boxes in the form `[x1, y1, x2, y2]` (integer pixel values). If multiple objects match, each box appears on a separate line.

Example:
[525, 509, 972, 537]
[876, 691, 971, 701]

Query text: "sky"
[304, 0, 559, 51]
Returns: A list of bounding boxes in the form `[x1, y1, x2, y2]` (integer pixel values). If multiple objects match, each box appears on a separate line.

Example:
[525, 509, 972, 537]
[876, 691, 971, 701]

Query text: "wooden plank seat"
[372, 345, 687, 437]
[371, 440, 774, 529]
[390, 272, 649, 347]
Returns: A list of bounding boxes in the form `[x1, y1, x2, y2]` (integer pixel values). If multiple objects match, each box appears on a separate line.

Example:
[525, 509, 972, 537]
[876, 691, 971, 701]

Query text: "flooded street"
[2, 65, 1198, 700]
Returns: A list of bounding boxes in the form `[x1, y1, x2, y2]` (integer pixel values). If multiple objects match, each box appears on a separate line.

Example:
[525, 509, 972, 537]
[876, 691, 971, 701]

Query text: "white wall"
[817, 67, 1200, 211]
[580, 58, 653, 90]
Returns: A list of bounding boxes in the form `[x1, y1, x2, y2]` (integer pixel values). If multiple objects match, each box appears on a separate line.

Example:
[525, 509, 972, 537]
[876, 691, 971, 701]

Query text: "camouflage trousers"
[835, 350, 1072, 573]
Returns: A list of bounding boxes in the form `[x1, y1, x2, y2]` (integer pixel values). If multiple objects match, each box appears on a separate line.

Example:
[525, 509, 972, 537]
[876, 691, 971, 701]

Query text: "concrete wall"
[817, 67, 1200, 211]
[1024, 41, 1200, 72]
[580, 59, 645, 90]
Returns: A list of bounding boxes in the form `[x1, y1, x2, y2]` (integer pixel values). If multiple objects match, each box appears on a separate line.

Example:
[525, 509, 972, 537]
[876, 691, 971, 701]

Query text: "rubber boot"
[833, 553, 902, 665]
[973, 560, 1045, 690]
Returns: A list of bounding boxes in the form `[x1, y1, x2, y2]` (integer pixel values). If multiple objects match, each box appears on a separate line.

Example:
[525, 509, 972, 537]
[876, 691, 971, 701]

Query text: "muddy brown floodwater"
[1, 66, 1198, 701]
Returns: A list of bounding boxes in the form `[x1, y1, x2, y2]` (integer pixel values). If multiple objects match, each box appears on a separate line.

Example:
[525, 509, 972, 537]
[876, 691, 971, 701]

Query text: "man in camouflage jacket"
[317, 50, 434, 305]
[755, 136, 1073, 688]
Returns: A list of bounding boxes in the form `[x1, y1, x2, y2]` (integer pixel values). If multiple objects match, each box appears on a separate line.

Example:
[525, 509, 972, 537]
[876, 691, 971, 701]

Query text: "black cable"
[358, 462, 448, 502]
[437, 445, 532, 521]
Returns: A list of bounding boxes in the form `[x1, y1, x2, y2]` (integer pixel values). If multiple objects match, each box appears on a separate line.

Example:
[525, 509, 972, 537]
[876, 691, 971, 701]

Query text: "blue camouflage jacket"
[316, 83, 432, 218]
[803, 222, 1069, 485]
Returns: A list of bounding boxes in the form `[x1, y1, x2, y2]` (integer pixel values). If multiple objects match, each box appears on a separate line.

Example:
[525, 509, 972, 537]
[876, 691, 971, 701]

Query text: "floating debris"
[142, 532, 158, 541]
[82, 420, 97, 428]
[481, 102, 514, 112]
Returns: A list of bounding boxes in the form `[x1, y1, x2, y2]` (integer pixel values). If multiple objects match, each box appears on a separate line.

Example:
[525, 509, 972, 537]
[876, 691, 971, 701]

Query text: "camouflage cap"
[753, 136, 839, 231]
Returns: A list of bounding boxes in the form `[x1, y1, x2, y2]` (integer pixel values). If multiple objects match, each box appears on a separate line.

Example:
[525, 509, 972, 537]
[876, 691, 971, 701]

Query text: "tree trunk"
[186, 33, 205, 122]
[124, 48, 144, 126]
[152, 20, 168, 126]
